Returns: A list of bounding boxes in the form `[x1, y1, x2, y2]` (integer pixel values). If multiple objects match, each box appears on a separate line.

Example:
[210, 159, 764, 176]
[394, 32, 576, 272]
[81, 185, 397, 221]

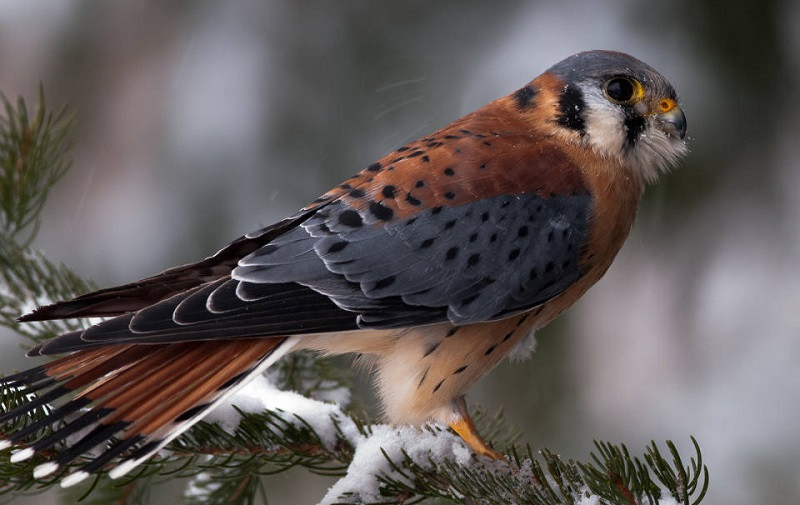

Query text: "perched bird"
[0, 50, 687, 486]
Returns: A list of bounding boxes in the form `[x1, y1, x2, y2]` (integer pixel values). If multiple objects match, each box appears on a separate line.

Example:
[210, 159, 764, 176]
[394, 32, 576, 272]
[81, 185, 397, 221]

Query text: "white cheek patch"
[578, 86, 688, 182]
[581, 89, 626, 161]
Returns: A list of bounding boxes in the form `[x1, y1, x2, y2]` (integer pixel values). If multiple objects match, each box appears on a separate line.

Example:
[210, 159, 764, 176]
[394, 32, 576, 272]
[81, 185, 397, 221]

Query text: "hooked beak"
[656, 105, 687, 140]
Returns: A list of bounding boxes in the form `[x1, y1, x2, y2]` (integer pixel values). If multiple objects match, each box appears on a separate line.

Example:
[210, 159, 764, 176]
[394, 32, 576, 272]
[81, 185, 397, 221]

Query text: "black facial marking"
[366, 162, 382, 172]
[339, 209, 363, 228]
[624, 111, 647, 147]
[369, 201, 394, 221]
[513, 85, 538, 109]
[382, 185, 397, 198]
[557, 83, 587, 135]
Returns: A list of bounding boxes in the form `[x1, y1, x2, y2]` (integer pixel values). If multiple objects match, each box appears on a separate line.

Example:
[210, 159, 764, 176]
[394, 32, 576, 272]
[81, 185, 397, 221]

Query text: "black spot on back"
[382, 185, 397, 198]
[366, 162, 382, 172]
[446, 247, 459, 261]
[419, 238, 435, 249]
[349, 188, 365, 198]
[369, 201, 394, 221]
[444, 191, 456, 200]
[406, 193, 422, 206]
[557, 83, 587, 135]
[513, 85, 537, 109]
[443, 167, 455, 176]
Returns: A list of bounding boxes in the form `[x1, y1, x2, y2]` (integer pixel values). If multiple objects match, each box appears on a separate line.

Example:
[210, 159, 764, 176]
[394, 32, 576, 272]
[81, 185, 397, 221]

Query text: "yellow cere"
[658, 98, 677, 113]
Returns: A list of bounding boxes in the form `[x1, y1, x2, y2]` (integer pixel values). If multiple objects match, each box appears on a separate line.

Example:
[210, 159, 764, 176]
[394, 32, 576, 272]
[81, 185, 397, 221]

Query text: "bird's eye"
[604, 77, 640, 104]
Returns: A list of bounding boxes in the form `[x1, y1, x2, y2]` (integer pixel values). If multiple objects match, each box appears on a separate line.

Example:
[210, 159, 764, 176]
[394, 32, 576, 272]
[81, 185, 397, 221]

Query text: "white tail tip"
[108, 459, 138, 479]
[10, 447, 34, 463]
[0, 440, 12, 451]
[60, 471, 90, 488]
[33, 461, 59, 479]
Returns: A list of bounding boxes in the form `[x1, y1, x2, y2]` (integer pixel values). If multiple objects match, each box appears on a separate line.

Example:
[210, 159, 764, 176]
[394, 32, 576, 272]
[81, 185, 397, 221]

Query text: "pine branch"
[0, 87, 710, 505]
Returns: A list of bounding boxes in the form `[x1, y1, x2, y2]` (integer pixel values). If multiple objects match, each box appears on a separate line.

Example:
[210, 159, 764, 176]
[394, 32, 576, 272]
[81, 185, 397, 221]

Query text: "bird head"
[538, 50, 688, 184]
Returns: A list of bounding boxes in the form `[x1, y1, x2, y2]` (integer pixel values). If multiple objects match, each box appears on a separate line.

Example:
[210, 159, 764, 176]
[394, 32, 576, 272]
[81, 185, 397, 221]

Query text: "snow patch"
[318, 424, 475, 504]
[204, 373, 361, 449]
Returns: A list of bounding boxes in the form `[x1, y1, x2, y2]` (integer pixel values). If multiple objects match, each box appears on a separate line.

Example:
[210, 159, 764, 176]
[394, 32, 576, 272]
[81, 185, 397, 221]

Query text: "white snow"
[204, 373, 361, 449]
[184, 471, 222, 498]
[318, 424, 475, 505]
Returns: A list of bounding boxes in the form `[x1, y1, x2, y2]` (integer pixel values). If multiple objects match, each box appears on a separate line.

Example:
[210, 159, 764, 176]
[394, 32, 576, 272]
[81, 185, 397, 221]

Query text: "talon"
[448, 396, 504, 459]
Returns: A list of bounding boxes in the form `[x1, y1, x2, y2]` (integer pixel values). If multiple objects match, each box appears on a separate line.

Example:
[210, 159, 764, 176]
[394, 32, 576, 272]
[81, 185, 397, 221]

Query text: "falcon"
[0, 50, 687, 486]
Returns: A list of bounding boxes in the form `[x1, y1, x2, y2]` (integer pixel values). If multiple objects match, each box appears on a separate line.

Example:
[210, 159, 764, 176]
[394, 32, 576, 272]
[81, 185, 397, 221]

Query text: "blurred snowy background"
[1, 1, 798, 504]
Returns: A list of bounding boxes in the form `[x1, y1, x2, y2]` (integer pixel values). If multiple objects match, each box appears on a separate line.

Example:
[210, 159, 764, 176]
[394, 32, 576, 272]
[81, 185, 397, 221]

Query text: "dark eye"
[604, 77, 637, 104]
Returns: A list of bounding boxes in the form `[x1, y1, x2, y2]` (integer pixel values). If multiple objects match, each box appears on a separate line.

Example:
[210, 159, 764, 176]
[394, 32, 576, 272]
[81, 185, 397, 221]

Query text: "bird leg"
[447, 396, 503, 459]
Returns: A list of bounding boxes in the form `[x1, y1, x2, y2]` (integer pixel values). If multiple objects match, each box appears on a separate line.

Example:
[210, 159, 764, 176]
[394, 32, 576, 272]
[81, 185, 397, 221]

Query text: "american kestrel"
[1, 50, 687, 485]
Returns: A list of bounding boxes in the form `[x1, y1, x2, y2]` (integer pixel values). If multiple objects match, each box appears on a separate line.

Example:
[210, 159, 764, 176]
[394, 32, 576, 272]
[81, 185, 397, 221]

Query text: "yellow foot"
[447, 396, 504, 460]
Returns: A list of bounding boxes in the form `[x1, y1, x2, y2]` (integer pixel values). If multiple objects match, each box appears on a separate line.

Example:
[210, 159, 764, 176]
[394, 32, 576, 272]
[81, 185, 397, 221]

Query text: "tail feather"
[1, 337, 292, 485]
